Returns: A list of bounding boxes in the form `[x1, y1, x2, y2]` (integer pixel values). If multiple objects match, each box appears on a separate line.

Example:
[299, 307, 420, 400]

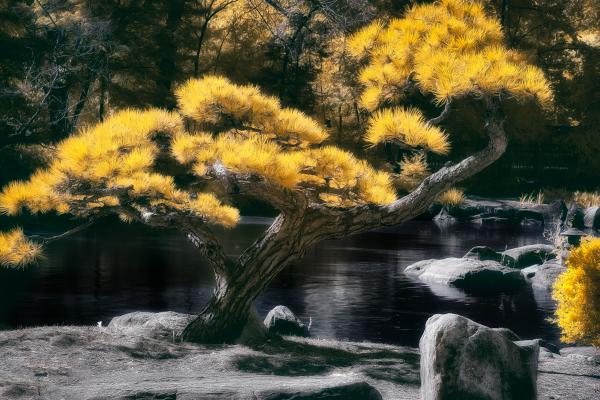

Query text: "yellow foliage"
[175, 76, 327, 146]
[349, 0, 552, 107]
[396, 153, 429, 191]
[438, 188, 466, 206]
[553, 238, 600, 346]
[347, 20, 385, 58]
[0, 74, 406, 266]
[174, 131, 397, 206]
[366, 108, 450, 154]
[0, 229, 42, 268]
[189, 194, 240, 228]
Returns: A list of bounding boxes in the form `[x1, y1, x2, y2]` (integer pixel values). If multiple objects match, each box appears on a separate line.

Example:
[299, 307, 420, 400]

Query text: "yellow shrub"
[553, 238, 600, 346]
[437, 188, 465, 206]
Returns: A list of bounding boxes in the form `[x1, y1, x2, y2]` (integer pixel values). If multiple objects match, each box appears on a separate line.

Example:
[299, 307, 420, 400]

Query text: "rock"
[521, 261, 565, 291]
[107, 311, 194, 339]
[463, 246, 512, 264]
[501, 244, 556, 268]
[264, 306, 309, 337]
[432, 208, 458, 227]
[583, 206, 600, 229]
[405, 258, 525, 292]
[464, 244, 556, 269]
[419, 313, 539, 400]
[442, 198, 566, 228]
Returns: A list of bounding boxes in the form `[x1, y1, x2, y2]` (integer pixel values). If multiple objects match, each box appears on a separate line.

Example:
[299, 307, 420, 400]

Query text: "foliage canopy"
[0, 0, 550, 273]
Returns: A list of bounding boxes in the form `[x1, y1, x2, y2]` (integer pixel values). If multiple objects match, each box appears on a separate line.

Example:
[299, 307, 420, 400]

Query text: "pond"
[0, 217, 560, 347]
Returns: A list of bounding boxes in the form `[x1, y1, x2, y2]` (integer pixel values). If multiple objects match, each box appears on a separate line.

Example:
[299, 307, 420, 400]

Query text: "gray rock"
[405, 258, 525, 292]
[463, 246, 513, 264]
[433, 208, 458, 227]
[501, 244, 556, 268]
[264, 305, 309, 337]
[521, 261, 565, 291]
[583, 206, 600, 229]
[107, 311, 194, 339]
[419, 313, 539, 400]
[464, 244, 556, 268]
[443, 198, 566, 228]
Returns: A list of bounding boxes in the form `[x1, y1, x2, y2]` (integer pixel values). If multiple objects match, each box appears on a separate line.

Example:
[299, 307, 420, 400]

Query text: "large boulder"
[264, 305, 309, 337]
[419, 314, 539, 400]
[521, 260, 565, 291]
[583, 206, 600, 229]
[405, 258, 525, 292]
[463, 246, 511, 264]
[107, 311, 194, 339]
[464, 244, 555, 269]
[501, 244, 556, 268]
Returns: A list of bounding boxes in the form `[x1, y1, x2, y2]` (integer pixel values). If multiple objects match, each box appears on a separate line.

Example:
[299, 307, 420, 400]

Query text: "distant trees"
[0, 0, 551, 343]
[553, 238, 600, 347]
[0, 0, 112, 144]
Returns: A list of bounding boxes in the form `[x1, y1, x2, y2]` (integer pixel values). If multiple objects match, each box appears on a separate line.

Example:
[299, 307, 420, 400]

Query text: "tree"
[0, 0, 551, 343]
[0, 0, 112, 144]
[553, 237, 600, 347]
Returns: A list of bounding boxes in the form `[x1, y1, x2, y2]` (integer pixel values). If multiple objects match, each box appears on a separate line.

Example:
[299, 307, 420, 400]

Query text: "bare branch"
[426, 100, 452, 126]
[28, 219, 96, 243]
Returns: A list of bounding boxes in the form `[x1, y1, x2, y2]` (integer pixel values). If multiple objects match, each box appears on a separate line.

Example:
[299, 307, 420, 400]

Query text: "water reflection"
[0, 218, 560, 347]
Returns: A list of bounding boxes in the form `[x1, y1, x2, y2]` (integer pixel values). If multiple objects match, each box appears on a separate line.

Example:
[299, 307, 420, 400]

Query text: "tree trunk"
[180, 275, 262, 343]
[181, 212, 311, 343]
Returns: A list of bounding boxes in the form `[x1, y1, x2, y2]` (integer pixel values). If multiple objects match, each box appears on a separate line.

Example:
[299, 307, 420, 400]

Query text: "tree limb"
[28, 219, 96, 243]
[426, 100, 452, 126]
[308, 96, 508, 239]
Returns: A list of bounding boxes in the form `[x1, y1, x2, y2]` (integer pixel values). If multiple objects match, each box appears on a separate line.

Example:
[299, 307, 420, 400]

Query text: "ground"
[0, 313, 598, 399]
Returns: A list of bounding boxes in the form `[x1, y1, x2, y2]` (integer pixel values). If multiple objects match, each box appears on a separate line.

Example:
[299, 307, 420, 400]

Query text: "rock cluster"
[428, 198, 566, 227]
[405, 244, 558, 292]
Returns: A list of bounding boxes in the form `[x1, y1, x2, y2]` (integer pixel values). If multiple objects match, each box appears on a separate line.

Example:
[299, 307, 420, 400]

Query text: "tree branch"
[426, 100, 452, 126]
[28, 219, 96, 243]
[308, 96, 509, 239]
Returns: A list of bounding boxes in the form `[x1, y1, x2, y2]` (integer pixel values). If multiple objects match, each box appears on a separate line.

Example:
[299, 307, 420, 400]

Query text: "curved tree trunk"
[181, 212, 311, 343]
[180, 97, 508, 344]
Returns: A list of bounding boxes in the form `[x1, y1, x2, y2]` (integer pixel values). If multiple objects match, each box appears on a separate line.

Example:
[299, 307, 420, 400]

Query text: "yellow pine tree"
[0, 0, 551, 343]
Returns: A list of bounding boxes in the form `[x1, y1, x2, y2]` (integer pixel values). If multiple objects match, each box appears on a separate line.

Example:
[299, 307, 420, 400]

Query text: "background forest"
[1, 0, 598, 198]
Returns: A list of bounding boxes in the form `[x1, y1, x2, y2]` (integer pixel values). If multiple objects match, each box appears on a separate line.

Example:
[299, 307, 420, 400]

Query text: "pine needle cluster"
[348, 0, 552, 109]
[366, 108, 449, 154]
[0, 229, 41, 268]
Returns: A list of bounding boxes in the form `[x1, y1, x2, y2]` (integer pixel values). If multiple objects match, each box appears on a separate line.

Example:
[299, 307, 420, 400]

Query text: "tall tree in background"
[0, 1, 551, 343]
[0, 0, 111, 144]
[489, 0, 600, 180]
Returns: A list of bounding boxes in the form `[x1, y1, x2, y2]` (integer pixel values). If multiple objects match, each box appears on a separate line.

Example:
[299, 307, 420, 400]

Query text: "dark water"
[0, 218, 560, 347]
